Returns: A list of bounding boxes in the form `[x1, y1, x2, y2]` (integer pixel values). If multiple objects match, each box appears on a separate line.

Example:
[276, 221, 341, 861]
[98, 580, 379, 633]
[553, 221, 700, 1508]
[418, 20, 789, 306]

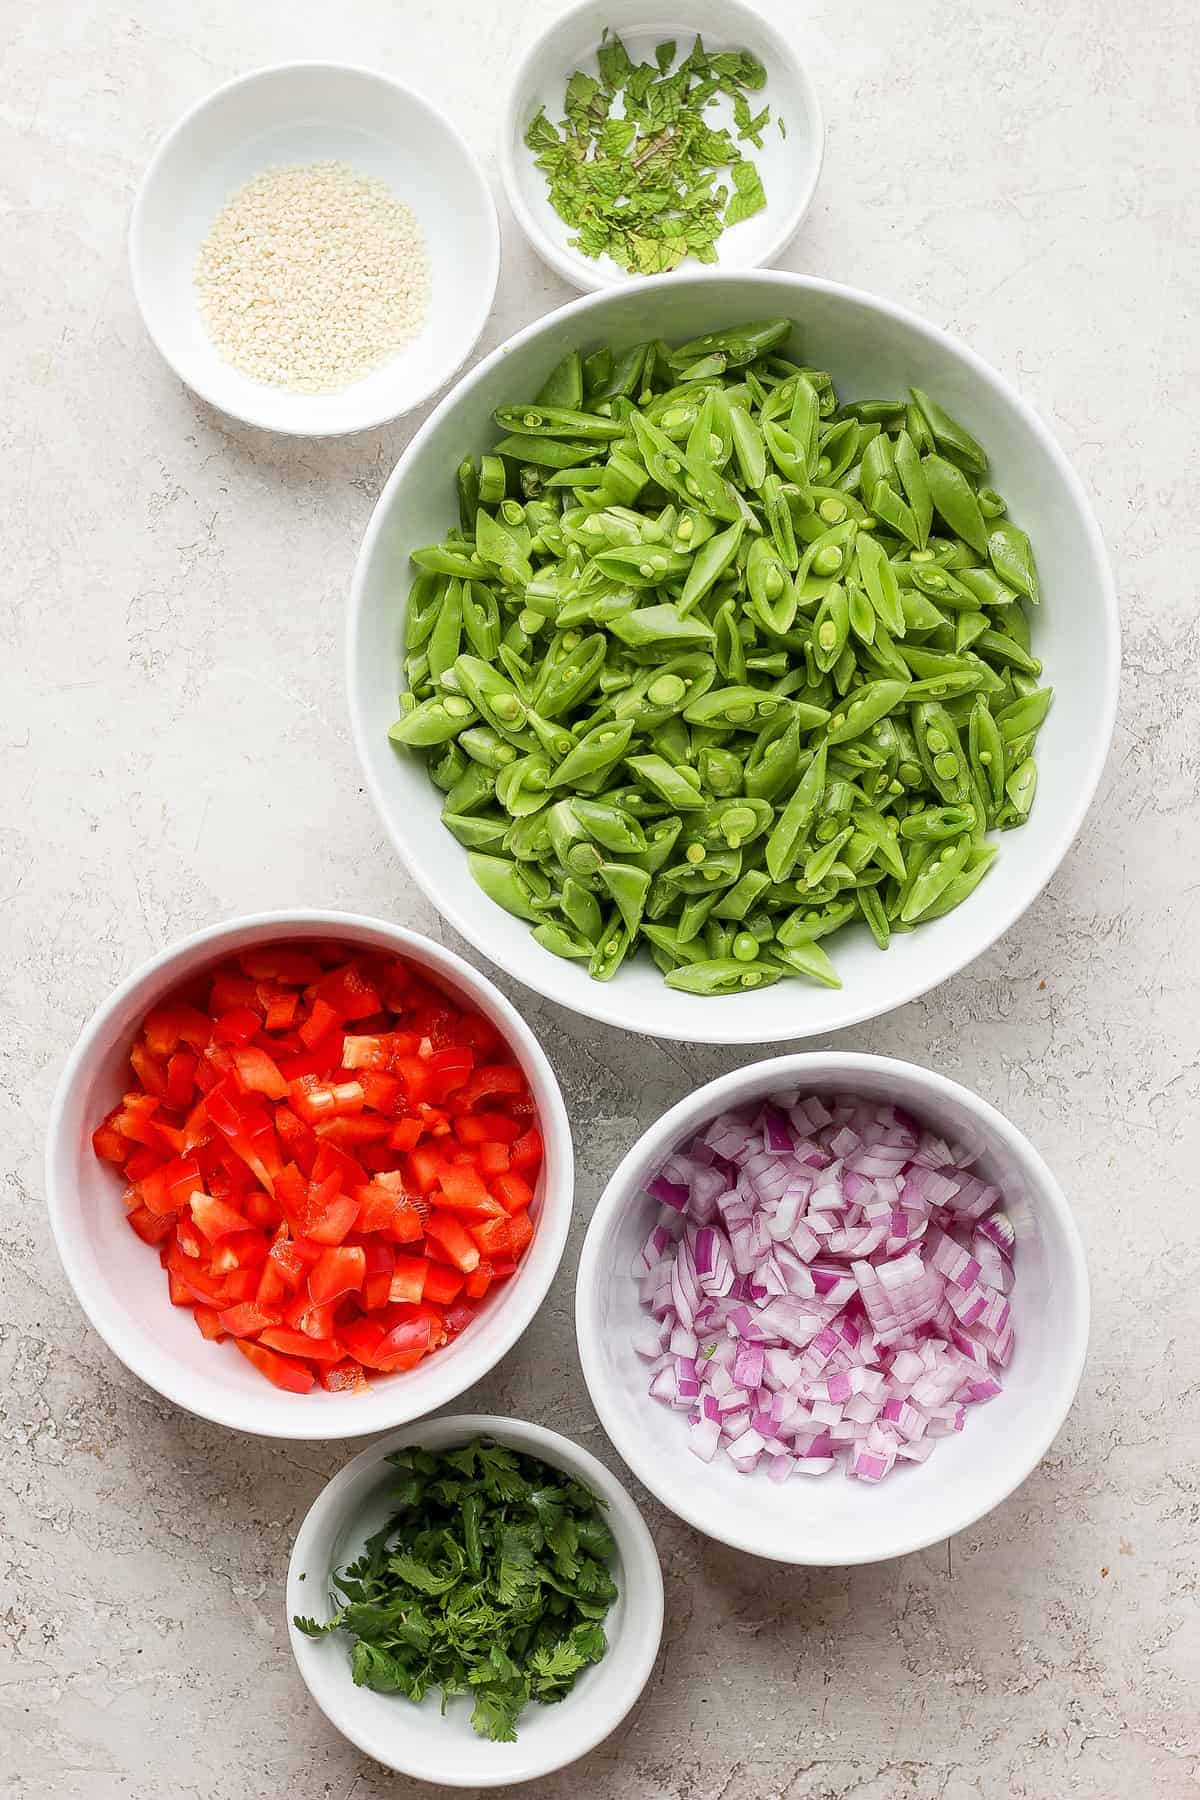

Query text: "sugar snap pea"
[391, 324, 1052, 996]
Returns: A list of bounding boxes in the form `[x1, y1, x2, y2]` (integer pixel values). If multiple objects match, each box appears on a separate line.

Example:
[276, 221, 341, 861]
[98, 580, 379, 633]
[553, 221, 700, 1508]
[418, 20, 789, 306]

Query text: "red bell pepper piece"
[238, 947, 323, 986]
[321, 1360, 369, 1392]
[388, 1254, 428, 1304]
[232, 1046, 288, 1100]
[218, 1301, 280, 1338]
[493, 1172, 534, 1215]
[213, 1006, 263, 1047]
[259, 1327, 343, 1363]
[308, 1245, 365, 1306]
[189, 1191, 252, 1243]
[422, 1264, 465, 1305]
[233, 1339, 315, 1393]
[424, 1212, 480, 1273]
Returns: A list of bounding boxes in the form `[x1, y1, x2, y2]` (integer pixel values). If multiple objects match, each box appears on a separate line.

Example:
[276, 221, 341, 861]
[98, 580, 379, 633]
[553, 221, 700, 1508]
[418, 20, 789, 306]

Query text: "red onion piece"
[636, 1091, 1017, 1482]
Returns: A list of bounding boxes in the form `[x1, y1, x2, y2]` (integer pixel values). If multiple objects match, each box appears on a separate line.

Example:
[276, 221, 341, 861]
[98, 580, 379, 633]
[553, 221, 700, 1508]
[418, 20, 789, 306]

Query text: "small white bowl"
[45, 913, 572, 1440]
[287, 1414, 664, 1785]
[500, 0, 823, 290]
[575, 1052, 1089, 1564]
[348, 269, 1120, 1045]
[129, 63, 500, 435]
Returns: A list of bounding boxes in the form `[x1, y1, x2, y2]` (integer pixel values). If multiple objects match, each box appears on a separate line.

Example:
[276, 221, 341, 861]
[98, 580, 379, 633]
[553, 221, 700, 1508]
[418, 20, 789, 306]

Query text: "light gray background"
[3, 1, 1197, 1795]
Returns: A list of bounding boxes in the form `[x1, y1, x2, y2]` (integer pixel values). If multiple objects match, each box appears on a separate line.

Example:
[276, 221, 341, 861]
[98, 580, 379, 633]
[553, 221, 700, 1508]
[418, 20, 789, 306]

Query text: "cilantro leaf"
[295, 1437, 617, 1743]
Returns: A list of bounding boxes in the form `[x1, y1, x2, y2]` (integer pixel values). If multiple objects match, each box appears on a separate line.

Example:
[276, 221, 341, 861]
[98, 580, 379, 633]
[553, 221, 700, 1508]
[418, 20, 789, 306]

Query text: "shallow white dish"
[45, 913, 572, 1440]
[348, 269, 1120, 1045]
[500, 0, 823, 290]
[129, 63, 500, 435]
[287, 1413, 664, 1785]
[575, 1052, 1089, 1565]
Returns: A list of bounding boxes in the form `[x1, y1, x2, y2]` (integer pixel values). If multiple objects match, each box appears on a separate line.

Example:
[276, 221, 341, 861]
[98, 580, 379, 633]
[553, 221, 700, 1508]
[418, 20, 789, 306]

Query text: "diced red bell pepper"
[506, 1211, 534, 1258]
[210, 1229, 269, 1274]
[218, 1301, 280, 1338]
[388, 1253, 428, 1304]
[468, 1215, 515, 1258]
[422, 1264, 465, 1305]
[308, 1245, 365, 1306]
[259, 1327, 343, 1363]
[493, 1172, 534, 1215]
[219, 1266, 260, 1303]
[194, 1303, 225, 1342]
[478, 1141, 510, 1177]
[299, 996, 341, 1050]
[129, 1041, 168, 1099]
[424, 1212, 480, 1274]
[143, 1003, 212, 1058]
[456, 1064, 525, 1111]
[341, 1034, 394, 1070]
[359, 1072, 402, 1115]
[233, 1338, 315, 1393]
[339, 1316, 388, 1368]
[313, 963, 382, 1024]
[127, 1204, 174, 1246]
[424, 1046, 474, 1102]
[437, 1165, 491, 1210]
[322, 1360, 369, 1392]
[232, 1046, 288, 1100]
[305, 1191, 360, 1246]
[289, 1075, 365, 1125]
[374, 1315, 433, 1369]
[167, 1270, 195, 1307]
[92, 1117, 128, 1163]
[190, 1191, 252, 1243]
[456, 1109, 522, 1145]
[443, 1300, 477, 1335]
[275, 1105, 318, 1175]
[165, 1052, 198, 1110]
[464, 1261, 493, 1301]
[314, 1115, 392, 1147]
[268, 1230, 307, 1290]
[141, 1155, 205, 1217]
[261, 986, 299, 1032]
[284, 1294, 337, 1339]
[239, 946, 323, 986]
[510, 1128, 543, 1172]
[361, 1240, 394, 1312]
[388, 1116, 425, 1152]
[213, 1006, 263, 1047]
[256, 1256, 289, 1308]
[209, 970, 260, 1015]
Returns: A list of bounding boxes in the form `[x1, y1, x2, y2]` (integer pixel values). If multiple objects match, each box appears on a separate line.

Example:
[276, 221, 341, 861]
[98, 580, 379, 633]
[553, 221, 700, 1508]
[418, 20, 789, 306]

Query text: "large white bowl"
[45, 913, 572, 1440]
[575, 1052, 1089, 1564]
[348, 270, 1119, 1044]
[499, 0, 824, 291]
[287, 1414, 664, 1786]
[130, 63, 500, 435]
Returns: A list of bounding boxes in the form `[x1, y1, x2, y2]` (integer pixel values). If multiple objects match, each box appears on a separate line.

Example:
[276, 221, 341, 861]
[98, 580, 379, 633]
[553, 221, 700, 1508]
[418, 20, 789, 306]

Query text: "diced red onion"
[636, 1092, 1018, 1482]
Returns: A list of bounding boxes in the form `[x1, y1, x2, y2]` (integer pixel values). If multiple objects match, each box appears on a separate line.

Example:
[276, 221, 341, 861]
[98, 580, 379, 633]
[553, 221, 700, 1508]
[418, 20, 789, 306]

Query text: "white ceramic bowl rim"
[575, 1050, 1090, 1563]
[128, 61, 501, 436]
[498, 0, 825, 291]
[347, 268, 1121, 1043]
[44, 911, 573, 1439]
[286, 1413, 664, 1785]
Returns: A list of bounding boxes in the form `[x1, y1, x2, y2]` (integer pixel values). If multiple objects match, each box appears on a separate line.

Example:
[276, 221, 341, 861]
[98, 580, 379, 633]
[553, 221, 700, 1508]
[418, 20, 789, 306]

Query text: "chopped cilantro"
[524, 30, 776, 275]
[293, 1438, 616, 1742]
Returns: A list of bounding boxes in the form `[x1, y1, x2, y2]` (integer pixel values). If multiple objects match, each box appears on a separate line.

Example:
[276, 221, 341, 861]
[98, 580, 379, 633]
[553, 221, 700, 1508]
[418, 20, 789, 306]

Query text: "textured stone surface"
[3, 0, 1198, 1794]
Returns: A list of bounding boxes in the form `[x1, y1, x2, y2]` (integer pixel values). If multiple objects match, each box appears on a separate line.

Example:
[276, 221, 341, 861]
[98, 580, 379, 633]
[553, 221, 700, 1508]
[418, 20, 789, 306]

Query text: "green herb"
[525, 30, 774, 275]
[294, 1439, 617, 1742]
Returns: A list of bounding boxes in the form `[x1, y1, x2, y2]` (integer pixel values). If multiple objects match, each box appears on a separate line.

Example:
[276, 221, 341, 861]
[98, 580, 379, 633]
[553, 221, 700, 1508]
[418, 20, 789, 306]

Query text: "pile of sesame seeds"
[194, 160, 430, 394]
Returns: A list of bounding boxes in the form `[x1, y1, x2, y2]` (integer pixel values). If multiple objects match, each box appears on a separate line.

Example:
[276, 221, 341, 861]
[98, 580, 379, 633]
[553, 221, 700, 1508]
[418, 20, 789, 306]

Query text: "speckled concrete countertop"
[3, 0, 1197, 1794]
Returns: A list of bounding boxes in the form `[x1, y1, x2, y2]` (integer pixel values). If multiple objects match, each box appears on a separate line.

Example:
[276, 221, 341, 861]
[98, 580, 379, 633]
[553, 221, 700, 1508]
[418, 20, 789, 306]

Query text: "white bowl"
[348, 269, 1120, 1045]
[129, 63, 500, 435]
[287, 1413, 664, 1785]
[45, 913, 572, 1439]
[575, 1052, 1089, 1564]
[500, 0, 823, 290]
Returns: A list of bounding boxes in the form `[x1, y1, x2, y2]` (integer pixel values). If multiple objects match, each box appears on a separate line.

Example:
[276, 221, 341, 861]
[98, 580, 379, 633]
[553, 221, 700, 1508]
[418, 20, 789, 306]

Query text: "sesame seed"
[194, 161, 430, 393]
